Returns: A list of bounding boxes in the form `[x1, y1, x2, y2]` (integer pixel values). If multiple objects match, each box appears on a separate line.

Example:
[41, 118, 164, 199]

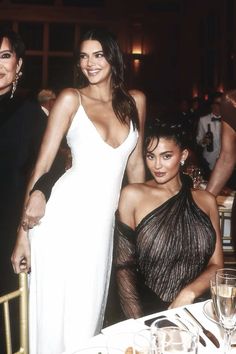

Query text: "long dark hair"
[75, 28, 139, 129]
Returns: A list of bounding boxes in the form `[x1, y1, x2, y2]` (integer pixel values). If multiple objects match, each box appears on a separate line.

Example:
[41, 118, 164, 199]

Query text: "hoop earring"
[180, 160, 185, 166]
[10, 71, 22, 99]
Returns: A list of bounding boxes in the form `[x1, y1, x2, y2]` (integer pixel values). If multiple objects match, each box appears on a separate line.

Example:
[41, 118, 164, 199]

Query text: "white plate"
[72, 346, 124, 353]
[202, 300, 219, 324]
[72, 347, 108, 354]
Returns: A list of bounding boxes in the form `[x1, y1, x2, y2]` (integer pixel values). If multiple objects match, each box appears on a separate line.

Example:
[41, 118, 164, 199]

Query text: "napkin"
[216, 195, 234, 209]
[102, 318, 147, 335]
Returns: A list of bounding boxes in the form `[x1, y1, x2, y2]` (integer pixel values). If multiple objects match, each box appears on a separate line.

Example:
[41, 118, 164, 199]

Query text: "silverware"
[175, 313, 206, 347]
[184, 307, 220, 348]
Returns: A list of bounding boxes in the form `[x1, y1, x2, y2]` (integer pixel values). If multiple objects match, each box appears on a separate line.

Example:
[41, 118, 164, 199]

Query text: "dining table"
[71, 300, 236, 353]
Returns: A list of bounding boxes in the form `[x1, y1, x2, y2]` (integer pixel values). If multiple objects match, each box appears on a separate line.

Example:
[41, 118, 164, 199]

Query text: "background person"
[115, 119, 223, 318]
[207, 90, 236, 195]
[11, 28, 146, 354]
[0, 28, 46, 353]
[37, 88, 56, 117]
[207, 90, 236, 251]
[0, 29, 46, 293]
[196, 92, 223, 179]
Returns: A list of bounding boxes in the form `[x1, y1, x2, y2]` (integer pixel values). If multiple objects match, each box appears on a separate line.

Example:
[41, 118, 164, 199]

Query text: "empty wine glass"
[105, 331, 134, 354]
[151, 317, 198, 353]
[192, 167, 203, 189]
[215, 268, 236, 353]
[133, 329, 156, 354]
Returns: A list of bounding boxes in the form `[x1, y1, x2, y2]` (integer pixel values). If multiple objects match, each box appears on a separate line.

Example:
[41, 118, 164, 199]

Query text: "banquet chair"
[0, 272, 28, 354]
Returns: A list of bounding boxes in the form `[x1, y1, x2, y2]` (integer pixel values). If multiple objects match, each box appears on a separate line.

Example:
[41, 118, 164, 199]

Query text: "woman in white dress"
[11, 29, 146, 354]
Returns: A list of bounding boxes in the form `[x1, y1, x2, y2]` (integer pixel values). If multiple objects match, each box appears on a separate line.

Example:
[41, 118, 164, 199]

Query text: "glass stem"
[224, 329, 232, 354]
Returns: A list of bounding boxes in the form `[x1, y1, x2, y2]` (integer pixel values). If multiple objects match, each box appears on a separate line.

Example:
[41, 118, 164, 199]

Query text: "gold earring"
[10, 71, 22, 99]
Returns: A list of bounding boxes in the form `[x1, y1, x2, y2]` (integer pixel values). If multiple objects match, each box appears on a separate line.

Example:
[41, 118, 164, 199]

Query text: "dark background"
[0, 0, 235, 110]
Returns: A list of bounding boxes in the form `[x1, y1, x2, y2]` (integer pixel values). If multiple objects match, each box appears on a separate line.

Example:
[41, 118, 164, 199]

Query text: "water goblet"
[150, 316, 198, 353]
[133, 328, 156, 354]
[215, 268, 236, 353]
[105, 331, 134, 354]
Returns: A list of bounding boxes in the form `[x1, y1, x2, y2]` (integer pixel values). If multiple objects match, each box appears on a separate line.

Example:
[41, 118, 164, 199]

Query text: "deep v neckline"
[80, 104, 132, 150]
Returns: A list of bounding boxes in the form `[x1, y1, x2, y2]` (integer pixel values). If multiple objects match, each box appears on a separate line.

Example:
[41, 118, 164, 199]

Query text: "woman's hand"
[21, 190, 46, 230]
[168, 288, 195, 309]
[11, 227, 31, 274]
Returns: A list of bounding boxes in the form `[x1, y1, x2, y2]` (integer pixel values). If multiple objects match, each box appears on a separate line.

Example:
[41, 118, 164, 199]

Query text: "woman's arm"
[126, 90, 146, 183]
[207, 122, 236, 196]
[169, 191, 224, 309]
[115, 186, 143, 318]
[11, 88, 80, 272]
[21, 151, 67, 230]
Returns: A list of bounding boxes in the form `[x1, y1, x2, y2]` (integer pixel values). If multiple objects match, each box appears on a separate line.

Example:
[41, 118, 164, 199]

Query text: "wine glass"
[133, 329, 156, 354]
[192, 167, 203, 189]
[185, 165, 203, 189]
[105, 331, 134, 354]
[210, 277, 219, 319]
[215, 268, 236, 353]
[150, 316, 198, 353]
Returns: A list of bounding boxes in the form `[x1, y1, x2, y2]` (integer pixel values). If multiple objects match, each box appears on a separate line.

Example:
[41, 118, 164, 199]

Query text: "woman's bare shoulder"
[120, 183, 147, 205]
[56, 88, 80, 108]
[129, 89, 146, 104]
[191, 189, 217, 211]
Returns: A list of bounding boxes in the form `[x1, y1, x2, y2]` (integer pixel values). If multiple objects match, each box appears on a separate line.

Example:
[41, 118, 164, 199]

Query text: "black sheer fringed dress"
[115, 181, 216, 318]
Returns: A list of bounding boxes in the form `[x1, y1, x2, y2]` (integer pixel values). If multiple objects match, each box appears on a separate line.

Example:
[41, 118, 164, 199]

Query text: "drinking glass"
[192, 167, 203, 189]
[105, 331, 134, 354]
[210, 277, 219, 319]
[133, 329, 156, 354]
[215, 268, 236, 354]
[185, 165, 203, 189]
[106, 329, 154, 354]
[150, 317, 198, 353]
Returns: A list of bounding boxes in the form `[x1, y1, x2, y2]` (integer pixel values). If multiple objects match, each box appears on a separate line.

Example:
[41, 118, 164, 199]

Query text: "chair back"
[0, 272, 28, 354]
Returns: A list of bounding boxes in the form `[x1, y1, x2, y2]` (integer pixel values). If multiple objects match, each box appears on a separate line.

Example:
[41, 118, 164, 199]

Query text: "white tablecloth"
[72, 300, 236, 353]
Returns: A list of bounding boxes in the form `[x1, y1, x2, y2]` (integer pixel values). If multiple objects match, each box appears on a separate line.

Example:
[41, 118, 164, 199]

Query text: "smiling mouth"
[87, 70, 100, 76]
[154, 172, 166, 177]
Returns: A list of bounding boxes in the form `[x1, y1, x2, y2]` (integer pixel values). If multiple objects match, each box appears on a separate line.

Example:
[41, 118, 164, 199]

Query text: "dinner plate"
[202, 299, 219, 324]
[72, 347, 108, 353]
[72, 346, 124, 353]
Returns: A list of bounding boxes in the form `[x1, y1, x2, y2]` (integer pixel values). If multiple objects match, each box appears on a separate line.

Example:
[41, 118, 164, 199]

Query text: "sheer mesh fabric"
[115, 183, 216, 318]
[115, 222, 143, 318]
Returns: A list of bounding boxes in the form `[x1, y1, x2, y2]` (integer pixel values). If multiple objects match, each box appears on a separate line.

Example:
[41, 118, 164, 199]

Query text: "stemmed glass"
[185, 165, 203, 189]
[150, 316, 198, 353]
[192, 167, 203, 189]
[215, 268, 236, 353]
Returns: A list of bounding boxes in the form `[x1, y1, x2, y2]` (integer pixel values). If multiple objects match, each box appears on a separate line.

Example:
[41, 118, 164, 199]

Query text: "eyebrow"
[160, 150, 173, 155]
[146, 150, 173, 155]
[0, 49, 13, 54]
[80, 50, 103, 55]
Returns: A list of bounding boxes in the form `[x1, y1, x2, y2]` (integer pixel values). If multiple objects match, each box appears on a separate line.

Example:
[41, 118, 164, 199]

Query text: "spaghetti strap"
[75, 89, 82, 105]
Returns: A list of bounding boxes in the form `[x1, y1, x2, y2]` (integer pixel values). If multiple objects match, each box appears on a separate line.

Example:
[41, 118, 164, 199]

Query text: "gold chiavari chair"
[0, 272, 28, 354]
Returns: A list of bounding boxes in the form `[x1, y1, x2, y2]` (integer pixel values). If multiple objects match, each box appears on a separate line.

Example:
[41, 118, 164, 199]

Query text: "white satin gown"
[28, 103, 138, 354]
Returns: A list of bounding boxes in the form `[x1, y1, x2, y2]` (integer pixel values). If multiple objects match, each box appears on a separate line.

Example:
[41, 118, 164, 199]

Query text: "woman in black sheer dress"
[115, 120, 223, 318]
